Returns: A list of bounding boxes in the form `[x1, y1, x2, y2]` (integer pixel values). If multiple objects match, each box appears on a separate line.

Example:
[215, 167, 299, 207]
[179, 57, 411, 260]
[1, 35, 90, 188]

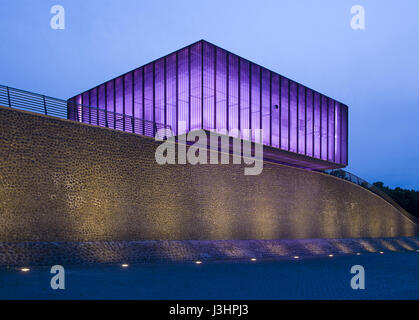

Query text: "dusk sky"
[1, 0, 418, 189]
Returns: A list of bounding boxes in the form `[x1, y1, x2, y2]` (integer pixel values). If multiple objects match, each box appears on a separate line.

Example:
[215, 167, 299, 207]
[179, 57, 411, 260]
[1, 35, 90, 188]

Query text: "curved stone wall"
[0, 106, 417, 242]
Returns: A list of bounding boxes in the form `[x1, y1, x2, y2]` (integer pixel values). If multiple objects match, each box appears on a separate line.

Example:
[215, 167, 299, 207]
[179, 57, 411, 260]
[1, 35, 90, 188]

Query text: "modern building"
[68, 40, 348, 170]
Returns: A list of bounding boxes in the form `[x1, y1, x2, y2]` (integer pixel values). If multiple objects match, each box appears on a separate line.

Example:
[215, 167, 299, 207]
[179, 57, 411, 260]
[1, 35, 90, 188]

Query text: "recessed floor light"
[356, 253, 361, 256]
[293, 256, 299, 259]
[121, 264, 129, 268]
[250, 258, 257, 262]
[379, 251, 384, 254]
[195, 261, 202, 264]
[21, 268, 30, 272]
[328, 254, 334, 257]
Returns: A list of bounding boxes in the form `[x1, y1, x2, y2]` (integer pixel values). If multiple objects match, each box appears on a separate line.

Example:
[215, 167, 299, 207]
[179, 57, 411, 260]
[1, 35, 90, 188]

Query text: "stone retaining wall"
[0, 106, 417, 243]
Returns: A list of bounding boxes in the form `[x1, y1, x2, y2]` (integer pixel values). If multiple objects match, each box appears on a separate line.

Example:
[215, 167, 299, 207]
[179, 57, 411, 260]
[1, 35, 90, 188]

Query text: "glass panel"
[271, 74, 280, 148]
[215, 47, 227, 133]
[106, 81, 114, 129]
[289, 81, 297, 152]
[280, 77, 289, 150]
[155, 60, 165, 129]
[240, 59, 250, 140]
[261, 69, 270, 146]
[298, 84, 305, 154]
[251, 64, 260, 143]
[82, 92, 89, 123]
[178, 48, 189, 135]
[335, 101, 341, 163]
[115, 76, 123, 115]
[144, 65, 153, 124]
[90, 88, 98, 126]
[313, 92, 321, 158]
[166, 54, 177, 135]
[203, 42, 215, 131]
[328, 99, 335, 162]
[98, 84, 106, 128]
[305, 88, 313, 157]
[124, 73, 133, 132]
[341, 105, 348, 165]
[115, 76, 124, 131]
[190, 42, 202, 131]
[75, 94, 82, 122]
[228, 54, 239, 136]
[133, 68, 143, 133]
[321, 95, 328, 160]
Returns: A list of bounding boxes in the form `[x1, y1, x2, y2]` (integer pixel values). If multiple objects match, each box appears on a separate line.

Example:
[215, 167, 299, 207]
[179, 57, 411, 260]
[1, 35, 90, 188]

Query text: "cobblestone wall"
[0, 106, 417, 242]
[1, 237, 418, 266]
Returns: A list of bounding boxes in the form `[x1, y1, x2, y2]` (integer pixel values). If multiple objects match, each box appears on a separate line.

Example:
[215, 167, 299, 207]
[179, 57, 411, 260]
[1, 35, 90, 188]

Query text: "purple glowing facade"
[68, 40, 348, 170]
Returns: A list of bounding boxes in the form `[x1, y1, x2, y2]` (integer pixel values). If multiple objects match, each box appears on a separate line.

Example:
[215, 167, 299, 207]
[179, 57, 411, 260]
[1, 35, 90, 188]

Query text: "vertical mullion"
[304, 87, 307, 155]
[259, 68, 262, 143]
[201, 42, 204, 130]
[164, 57, 167, 131]
[176, 52, 179, 136]
[319, 94, 323, 159]
[214, 45, 216, 131]
[296, 84, 299, 153]
[269, 72, 272, 147]
[113, 79, 116, 129]
[153, 62, 156, 134]
[226, 53, 229, 132]
[122, 75, 125, 131]
[312, 91, 315, 158]
[279, 75, 281, 148]
[346, 106, 348, 165]
[238, 58, 241, 134]
[340, 103, 343, 164]
[327, 97, 329, 161]
[104, 83, 108, 127]
[88, 90, 92, 124]
[333, 100, 336, 162]
[132, 72, 135, 133]
[142, 68, 145, 134]
[287, 80, 290, 151]
[188, 46, 191, 132]
[249, 63, 252, 137]
[96, 86, 99, 125]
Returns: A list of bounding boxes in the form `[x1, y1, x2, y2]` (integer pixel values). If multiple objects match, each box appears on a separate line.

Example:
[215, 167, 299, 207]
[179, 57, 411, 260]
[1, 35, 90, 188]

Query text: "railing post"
[43, 95, 47, 115]
[132, 116, 135, 133]
[6, 86, 11, 107]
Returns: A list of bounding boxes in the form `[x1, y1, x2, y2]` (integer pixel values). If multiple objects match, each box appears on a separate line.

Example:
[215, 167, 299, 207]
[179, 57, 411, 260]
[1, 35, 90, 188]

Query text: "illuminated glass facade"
[68, 40, 348, 169]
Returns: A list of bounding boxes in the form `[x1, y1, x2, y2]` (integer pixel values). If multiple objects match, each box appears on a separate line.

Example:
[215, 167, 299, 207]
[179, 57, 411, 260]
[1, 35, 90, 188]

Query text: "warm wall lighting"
[21, 268, 30, 272]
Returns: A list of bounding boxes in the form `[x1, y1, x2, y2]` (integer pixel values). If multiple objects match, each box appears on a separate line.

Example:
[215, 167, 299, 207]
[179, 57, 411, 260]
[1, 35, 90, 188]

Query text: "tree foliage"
[373, 182, 419, 218]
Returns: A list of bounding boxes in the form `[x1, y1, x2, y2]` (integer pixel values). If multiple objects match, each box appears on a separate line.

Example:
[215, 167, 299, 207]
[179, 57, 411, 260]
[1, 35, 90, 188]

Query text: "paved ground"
[0, 252, 418, 299]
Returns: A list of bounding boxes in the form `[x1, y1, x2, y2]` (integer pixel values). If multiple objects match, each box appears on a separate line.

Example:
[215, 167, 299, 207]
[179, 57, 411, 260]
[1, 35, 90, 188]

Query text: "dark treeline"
[373, 182, 419, 218]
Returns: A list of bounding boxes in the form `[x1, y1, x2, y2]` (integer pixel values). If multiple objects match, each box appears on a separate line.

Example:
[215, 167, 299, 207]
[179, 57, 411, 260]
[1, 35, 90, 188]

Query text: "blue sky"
[1, 0, 418, 188]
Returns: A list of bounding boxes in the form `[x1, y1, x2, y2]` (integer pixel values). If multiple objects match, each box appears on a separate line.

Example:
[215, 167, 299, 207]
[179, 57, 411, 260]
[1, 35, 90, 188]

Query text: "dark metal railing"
[324, 169, 419, 224]
[0, 84, 68, 118]
[67, 103, 171, 138]
[0, 84, 172, 138]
